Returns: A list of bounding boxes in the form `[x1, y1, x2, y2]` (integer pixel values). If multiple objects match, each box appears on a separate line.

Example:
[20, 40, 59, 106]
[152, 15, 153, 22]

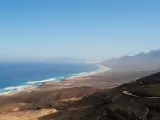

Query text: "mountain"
[0, 56, 85, 63]
[101, 50, 160, 72]
[38, 72, 160, 120]
[44, 57, 86, 63]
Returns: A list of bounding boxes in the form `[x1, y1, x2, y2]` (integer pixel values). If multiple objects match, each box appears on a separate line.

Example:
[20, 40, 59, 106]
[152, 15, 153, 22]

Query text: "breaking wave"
[0, 64, 109, 95]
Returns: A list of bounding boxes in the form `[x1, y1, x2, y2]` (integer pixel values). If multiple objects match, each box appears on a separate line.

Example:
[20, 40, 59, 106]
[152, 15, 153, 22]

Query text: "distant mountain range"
[101, 50, 160, 72]
[43, 57, 86, 63]
[0, 56, 86, 63]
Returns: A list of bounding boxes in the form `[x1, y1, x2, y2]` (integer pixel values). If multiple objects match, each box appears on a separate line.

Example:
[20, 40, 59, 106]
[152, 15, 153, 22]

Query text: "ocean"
[0, 62, 101, 95]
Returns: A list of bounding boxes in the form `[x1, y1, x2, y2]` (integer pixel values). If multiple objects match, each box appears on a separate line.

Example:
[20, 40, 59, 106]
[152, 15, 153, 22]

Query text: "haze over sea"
[0, 62, 100, 95]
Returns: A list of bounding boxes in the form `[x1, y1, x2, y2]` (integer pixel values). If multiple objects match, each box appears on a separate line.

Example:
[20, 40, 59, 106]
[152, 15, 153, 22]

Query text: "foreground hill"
[0, 87, 100, 120]
[101, 50, 160, 72]
[0, 72, 160, 120]
[39, 72, 160, 120]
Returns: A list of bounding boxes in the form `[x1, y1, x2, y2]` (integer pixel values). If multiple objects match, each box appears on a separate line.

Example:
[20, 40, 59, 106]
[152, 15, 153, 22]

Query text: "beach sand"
[3, 65, 111, 96]
[0, 109, 57, 120]
[0, 66, 149, 120]
[0, 66, 113, 120]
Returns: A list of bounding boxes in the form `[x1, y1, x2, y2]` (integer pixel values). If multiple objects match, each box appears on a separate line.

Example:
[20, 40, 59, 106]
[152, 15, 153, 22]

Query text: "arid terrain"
[0, 70, 159, 120]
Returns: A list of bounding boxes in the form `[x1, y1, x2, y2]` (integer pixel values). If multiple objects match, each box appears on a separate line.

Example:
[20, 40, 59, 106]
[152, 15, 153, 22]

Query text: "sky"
[0, 0, 160, 62]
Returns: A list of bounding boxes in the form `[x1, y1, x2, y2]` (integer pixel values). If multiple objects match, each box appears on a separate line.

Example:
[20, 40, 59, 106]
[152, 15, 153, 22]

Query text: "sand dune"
[0, 109, 57, 120]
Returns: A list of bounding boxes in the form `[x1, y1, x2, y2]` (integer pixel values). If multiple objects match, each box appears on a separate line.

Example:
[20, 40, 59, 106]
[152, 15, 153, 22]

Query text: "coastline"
[66, 65, 110, 80]
[0, 65, 120, 120]
[1, 64, 111, 96]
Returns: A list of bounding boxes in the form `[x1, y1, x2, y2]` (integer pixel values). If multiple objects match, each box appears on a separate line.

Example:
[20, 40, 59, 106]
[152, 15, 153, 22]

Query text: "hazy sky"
[0, 0, 160, 61]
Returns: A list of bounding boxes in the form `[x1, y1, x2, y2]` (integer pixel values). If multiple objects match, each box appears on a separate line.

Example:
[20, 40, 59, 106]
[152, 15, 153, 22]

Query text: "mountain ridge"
[101, 50, 160, 72]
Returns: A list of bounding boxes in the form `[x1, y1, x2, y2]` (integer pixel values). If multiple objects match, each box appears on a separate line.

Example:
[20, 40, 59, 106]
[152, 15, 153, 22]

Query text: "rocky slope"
[39, 72, 160, 120]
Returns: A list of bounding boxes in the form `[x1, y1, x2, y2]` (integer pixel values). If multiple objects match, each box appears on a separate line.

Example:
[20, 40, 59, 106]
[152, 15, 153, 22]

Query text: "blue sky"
[0, 0, 160, 61]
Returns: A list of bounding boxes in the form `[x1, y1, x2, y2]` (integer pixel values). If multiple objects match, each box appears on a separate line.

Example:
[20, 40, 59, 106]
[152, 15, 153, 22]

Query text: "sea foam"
[0, 64, 109, 95]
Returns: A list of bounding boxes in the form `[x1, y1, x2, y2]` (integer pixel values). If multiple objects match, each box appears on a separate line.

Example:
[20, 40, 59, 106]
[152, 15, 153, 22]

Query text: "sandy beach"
[2, 65, 111, 96]
[0, 65, 150, 120]
[0, 65, 118, 120]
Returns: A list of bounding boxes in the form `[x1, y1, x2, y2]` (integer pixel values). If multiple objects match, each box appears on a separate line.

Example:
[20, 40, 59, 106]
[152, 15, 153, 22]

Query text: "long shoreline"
[66, 65, 110, 80]
[0, 64, 111, 96]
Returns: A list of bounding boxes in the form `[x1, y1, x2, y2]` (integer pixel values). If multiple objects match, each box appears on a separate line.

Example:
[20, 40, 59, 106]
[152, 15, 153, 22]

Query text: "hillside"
[1, 72, 160, 120]
[39, 72, 160, 120]
[101, 50, 160, 72]
[0, 87, 100, 120]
